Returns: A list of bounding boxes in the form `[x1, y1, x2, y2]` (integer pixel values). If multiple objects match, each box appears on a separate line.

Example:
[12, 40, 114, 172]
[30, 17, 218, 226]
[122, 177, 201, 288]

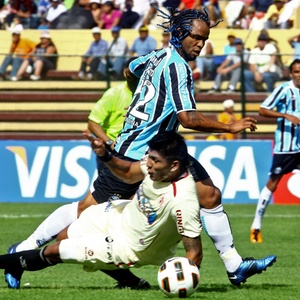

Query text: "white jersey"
[120, 158, 201, 266]
[64, 157, 201, 270]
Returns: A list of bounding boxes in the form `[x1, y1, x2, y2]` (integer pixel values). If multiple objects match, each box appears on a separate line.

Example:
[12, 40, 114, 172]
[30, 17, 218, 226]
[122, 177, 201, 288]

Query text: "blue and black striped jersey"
[115, 46, 197, 160]
[261, 80, 300, 153]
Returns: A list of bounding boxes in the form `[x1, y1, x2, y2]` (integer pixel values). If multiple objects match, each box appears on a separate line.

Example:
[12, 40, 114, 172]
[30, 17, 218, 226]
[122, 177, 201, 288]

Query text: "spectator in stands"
[264, 0, 291, 29]
[98, 1, 121, 29]
[88, 0, 101, 26]
[225, 0, 247, 29]
[224, 33, 236, 55]
[251, 0, 273, 16]
[0, 29, 36, 80]
[0, 0, 9, 30]
[208, 38, 249, 93]
[244, 33, 281, 93]
[178, 0, 201, 10]
[37, 0, 51, 18]
[6, 15, 24, 31]
[129, 25, 157, 56]
[288, 33, 300, 60]
[217, 99, 241, 140]
[96, 26, 129, 80]
[161, 31, 170, 48]
[75, 27, 108, 80]
[277, 0, 300, 29]
[142, 0, 181, 29]
[11, 31, 58, 81]
[195, 38, 215, 80]
[37, 16, 49, 29]
[5, 0, 39, 29]
[241, 5, 257, 29]
[45, 0, 67, 26]
[118, 0, 140, 28]
[201, 0, 222, 26]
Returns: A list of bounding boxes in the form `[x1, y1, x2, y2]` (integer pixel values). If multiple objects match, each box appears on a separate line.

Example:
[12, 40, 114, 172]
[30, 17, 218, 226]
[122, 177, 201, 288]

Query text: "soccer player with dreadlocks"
[4, 7, 276, 289]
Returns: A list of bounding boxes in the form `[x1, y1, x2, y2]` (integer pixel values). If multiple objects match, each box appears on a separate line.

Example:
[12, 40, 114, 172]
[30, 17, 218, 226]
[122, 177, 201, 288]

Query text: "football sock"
[251, 186, 272, 230]
[15, 201, 79, 251]
[0, 248, 54, 273]
[200, 205, 242, 272]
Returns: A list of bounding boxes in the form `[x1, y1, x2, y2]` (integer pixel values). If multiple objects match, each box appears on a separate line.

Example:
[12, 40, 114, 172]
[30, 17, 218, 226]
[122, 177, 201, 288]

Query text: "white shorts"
[59, 201, 139, 271]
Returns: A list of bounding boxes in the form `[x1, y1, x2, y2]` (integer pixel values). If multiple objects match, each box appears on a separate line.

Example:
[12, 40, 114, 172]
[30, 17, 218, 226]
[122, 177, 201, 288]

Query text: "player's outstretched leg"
[227, 255, 277, 286]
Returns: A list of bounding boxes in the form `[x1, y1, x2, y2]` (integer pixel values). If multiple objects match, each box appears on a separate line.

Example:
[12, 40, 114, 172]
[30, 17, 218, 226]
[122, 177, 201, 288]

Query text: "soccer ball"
[157, 257, 200, 298]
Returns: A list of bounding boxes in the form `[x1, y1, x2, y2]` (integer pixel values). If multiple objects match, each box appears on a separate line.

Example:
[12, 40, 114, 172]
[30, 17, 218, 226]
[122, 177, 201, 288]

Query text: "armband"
[98, 150, 113, 162]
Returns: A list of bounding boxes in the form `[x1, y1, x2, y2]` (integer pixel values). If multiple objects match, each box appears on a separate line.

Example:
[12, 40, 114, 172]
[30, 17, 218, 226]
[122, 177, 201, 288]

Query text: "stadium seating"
[2, 27, 297, 141]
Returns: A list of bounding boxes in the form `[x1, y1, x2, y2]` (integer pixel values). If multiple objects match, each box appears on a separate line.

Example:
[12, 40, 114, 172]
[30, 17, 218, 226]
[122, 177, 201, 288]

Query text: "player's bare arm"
[83, 130, 144, 184]
[181, 235, 202, 268]
[178, 111, 257, 133]
[259, 107, 300, 125]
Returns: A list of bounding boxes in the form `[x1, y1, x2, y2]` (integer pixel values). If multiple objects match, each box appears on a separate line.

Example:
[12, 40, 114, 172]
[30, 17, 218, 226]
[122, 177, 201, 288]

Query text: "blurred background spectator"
[88, 0, 101, 27]
[45, 0, 67, 26]
[118, 0, 140, 29]
[161, 31, 170, 48]
[244, 32, 281, 92]
[97, 26, 129, 80]
[252, 0, 273, 16]
[217, 99, 241, 140]
[288, 32, 300, 60]
[178, 0, 201, 10]
[11, 31, 58, 81]
[5, 0, 39, 29]
[50, 1, 96, 28]
[264, 0, 292, 29]
[98, 1, 121, 29]
[75, 26, 108, 80]
[224, 32, 236, 54]
[277, 0, 300, 29]
[209, 38, 249, 93]
[0, 29, 36, 80]
[6, 15, 24, 31]
[195, 38, 215, 80]
[129, 25, 157, 56]
[202, 0, 222, 26]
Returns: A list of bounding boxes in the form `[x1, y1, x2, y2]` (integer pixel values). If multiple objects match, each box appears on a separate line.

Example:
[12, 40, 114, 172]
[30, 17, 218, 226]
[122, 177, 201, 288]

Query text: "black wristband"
[98, 150, 113, 162]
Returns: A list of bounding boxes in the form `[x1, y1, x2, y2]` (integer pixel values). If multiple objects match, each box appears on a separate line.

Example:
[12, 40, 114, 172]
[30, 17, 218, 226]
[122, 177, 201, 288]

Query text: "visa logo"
[6, 145, 97, 199]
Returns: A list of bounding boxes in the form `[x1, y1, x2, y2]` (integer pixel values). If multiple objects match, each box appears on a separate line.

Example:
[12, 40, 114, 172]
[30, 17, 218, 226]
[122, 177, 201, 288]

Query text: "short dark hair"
[147, 131, 190, 172]
[290, 59, 300, 72]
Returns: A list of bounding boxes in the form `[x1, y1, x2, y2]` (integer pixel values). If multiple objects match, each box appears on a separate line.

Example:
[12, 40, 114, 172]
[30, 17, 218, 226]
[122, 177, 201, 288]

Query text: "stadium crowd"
[0, 0, 300, 91]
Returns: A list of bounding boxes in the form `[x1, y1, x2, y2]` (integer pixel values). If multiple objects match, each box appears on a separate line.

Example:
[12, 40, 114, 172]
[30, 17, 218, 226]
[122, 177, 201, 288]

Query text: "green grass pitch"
[0, 203, 299, 300]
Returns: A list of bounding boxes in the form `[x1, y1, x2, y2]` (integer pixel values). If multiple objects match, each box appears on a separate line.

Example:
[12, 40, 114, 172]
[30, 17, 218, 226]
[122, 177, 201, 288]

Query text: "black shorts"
[270, 152, 300, 175]
[92, 152, 210, 204]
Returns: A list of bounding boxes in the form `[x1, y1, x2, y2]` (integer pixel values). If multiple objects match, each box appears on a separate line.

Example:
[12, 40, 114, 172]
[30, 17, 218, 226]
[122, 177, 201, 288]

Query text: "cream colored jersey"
[119, 156, 201, 266]
[63, 157, 201, 270]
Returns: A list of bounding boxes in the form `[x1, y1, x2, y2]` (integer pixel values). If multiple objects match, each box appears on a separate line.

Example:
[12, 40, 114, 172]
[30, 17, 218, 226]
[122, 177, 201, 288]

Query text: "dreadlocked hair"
[156, 6, 222, 48]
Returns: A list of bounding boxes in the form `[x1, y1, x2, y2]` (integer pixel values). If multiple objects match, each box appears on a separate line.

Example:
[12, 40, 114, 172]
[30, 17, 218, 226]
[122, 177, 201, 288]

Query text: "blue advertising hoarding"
[0, 140, 273, 204]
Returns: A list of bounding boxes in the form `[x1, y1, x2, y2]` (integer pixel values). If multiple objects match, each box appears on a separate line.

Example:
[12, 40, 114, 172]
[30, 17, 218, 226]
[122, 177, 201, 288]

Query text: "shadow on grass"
[1, 283, 289, 292]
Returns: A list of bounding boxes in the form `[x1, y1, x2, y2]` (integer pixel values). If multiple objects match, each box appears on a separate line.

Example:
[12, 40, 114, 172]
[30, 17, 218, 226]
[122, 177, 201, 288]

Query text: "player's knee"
[198, 185, 221, 209]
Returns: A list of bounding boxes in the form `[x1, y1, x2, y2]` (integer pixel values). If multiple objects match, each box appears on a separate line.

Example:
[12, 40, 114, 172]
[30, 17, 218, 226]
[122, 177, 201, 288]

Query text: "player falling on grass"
[0, 132, 204, 283]
[250, 59, 300, 243]
[5, 7, 276, 289]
